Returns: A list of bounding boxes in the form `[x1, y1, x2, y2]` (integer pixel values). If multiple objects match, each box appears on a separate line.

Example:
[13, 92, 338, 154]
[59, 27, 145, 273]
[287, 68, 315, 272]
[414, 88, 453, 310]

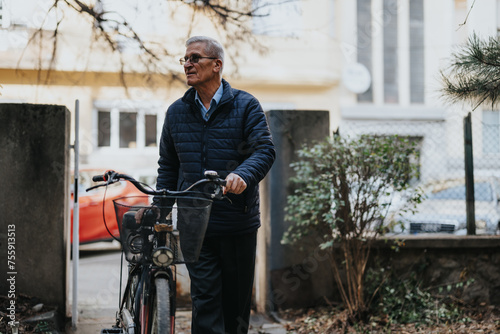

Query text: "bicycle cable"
[101, 185, 121, 243]
[100, 180, 157, 242]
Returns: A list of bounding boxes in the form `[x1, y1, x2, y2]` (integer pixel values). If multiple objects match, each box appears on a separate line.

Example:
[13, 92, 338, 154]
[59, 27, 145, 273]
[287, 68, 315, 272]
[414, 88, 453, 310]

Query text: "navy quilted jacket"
[157, 79, 275, 236]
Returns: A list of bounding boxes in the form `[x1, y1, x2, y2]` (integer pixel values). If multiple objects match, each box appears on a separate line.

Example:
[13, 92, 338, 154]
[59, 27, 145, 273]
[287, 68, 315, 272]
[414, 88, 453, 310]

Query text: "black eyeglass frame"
[179, 55, 218, 65]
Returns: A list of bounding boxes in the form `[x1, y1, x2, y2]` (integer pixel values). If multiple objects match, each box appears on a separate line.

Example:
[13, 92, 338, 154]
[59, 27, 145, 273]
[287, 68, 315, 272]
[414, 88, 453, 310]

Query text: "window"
[119, 112, 137, 148]
[409, 0, 425, 103]
[98, 111, 111, 147]
[383, 0, 399, 104]
[483, 111, 500, 154]
[356, 0, 425, 104]
[252, 0, 302, 37]
[95, 102, 162, 150]
[357, 0, 373, 103]
[145, 114, 157, 147]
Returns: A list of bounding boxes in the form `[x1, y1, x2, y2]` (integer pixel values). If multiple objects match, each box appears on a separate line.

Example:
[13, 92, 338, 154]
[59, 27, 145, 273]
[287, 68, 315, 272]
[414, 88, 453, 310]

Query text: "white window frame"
[93, 100, 164, 152]
[356, 0, 425, 105]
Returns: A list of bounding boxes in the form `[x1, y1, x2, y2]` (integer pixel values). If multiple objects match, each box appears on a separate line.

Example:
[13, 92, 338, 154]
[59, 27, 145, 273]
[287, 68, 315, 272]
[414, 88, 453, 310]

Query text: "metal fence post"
[464, 112, 476, 235]
[72, 100, 80, 328]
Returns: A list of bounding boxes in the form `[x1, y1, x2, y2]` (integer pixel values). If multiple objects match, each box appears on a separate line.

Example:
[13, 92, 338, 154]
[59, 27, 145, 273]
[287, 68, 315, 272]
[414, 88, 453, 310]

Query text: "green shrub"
[283, 134, 423, 321]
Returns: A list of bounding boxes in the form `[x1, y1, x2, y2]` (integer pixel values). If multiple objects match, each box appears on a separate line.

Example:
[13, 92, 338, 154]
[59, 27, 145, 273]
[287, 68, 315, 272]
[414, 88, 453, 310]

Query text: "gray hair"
[186, 36, 225, 65]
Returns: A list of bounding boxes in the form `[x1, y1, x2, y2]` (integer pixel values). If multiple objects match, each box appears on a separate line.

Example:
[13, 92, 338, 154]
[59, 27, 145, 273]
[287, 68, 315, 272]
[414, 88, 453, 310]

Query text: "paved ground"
[67, 310, 287, 334]
[67, 248, 287, 334]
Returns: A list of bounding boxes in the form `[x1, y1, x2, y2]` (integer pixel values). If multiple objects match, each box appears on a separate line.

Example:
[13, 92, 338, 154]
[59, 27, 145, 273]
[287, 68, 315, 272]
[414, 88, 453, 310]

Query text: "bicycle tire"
[150, 277, 171, 334]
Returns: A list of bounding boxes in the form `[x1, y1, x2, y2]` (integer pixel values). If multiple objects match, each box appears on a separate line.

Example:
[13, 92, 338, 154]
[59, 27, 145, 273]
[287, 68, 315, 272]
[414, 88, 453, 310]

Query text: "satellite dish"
[342, 63, 371, 94]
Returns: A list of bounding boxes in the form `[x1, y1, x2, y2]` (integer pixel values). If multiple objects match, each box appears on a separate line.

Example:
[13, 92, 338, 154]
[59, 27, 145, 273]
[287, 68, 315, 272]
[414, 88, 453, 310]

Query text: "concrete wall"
[0, 104, 70, 314]
[257, 110, 332, 312]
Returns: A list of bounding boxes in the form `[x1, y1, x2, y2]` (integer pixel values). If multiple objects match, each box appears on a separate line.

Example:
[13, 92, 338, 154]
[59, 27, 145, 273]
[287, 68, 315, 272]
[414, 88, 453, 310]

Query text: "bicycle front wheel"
[150, 277, 171, 334]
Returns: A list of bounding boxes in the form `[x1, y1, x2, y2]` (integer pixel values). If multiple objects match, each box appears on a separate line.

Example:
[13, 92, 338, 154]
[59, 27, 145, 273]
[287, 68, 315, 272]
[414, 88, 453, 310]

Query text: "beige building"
[2, 0, 499, 179]
[0, 0, 339, 173]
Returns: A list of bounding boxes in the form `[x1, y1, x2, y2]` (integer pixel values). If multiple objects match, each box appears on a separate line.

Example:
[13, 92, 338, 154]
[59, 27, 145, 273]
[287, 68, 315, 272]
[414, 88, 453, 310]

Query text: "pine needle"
[440, 33, 500, 110]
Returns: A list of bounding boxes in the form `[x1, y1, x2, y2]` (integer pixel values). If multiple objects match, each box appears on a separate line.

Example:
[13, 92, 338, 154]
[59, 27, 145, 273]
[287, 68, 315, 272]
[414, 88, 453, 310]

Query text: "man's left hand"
[224, 173, 247, 195]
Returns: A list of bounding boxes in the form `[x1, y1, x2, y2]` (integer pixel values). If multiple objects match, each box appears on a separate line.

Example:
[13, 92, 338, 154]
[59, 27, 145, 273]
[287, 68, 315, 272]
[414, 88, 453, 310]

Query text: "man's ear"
[213, 59, 222, 73]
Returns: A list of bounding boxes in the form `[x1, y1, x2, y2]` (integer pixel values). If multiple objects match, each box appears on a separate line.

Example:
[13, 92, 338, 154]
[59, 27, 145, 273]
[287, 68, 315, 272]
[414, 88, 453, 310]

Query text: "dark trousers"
[186, 231, 257, 334]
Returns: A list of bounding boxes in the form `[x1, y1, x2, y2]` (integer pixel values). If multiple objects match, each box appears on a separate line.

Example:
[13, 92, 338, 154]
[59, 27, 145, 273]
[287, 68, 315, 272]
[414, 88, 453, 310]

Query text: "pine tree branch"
[440, 33, 500, 109]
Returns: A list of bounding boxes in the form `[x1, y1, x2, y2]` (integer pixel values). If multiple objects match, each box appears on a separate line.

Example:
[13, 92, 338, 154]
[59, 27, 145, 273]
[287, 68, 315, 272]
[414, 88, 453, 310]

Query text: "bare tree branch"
[17, 0, 289, 90]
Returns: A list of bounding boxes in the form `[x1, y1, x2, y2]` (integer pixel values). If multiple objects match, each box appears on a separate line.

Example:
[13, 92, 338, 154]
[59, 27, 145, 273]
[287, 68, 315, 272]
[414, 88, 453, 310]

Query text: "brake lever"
[211, 192, 232, 203]
[86, 184, 105, 192]
[211, 186, 232, 203]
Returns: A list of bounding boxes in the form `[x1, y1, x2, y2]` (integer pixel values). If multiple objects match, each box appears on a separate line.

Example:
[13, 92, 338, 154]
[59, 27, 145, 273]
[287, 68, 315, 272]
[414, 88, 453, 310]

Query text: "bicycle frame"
[118, 242, 175, 334]
[93, 170, 226, 334]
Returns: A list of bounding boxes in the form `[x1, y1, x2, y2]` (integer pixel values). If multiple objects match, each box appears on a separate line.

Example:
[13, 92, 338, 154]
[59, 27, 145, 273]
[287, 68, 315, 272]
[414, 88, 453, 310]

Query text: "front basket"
[113, 195, 213, 263]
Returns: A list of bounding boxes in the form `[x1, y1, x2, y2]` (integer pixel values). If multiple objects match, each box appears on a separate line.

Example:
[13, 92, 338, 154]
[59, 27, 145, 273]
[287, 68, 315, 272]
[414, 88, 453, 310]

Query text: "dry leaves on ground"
[278, 305, 500, 333]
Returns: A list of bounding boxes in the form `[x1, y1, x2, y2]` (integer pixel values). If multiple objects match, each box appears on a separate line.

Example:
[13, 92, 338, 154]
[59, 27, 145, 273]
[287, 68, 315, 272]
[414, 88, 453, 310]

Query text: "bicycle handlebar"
[92, 174, 107, 182]
[87, 170, 227, 199]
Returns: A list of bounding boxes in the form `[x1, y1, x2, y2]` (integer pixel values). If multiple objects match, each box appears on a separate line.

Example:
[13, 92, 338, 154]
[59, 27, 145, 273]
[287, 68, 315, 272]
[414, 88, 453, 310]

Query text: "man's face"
[183, 42, 219, 89]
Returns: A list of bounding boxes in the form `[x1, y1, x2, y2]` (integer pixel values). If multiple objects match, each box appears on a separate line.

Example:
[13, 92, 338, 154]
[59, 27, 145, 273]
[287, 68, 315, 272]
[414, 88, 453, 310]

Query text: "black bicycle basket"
[113, 195, 213, 264]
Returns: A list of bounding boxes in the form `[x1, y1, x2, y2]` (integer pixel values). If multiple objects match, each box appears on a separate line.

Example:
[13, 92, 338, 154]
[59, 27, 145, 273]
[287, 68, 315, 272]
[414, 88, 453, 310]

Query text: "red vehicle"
[71, 170, 151, 244]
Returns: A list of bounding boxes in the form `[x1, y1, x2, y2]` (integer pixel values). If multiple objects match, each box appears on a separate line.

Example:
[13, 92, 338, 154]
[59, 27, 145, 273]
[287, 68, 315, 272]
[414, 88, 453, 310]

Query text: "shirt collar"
[213, 83, 224, 105]
[195, 83, 224, 108]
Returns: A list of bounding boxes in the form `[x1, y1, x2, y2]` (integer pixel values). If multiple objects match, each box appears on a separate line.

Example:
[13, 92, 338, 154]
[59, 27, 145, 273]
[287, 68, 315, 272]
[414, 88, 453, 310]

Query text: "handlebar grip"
[92, 174, 106, 182]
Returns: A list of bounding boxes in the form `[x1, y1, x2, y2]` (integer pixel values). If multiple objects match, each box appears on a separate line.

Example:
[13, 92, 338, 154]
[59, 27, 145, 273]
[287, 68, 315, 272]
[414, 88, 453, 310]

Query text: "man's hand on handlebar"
[134, 206, 161, 225]
[224, 173, 247, 195]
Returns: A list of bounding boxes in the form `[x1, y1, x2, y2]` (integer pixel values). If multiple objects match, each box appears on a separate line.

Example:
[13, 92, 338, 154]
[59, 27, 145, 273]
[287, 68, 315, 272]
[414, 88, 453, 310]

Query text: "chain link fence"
[339, 111, 500, 235]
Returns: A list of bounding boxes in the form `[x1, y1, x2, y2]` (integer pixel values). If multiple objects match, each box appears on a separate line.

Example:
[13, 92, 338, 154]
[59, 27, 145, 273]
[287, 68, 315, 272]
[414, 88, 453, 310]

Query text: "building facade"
[339, 0, 500, 182]
[0, 0, 339, 172]
[2, 0, 499, 179]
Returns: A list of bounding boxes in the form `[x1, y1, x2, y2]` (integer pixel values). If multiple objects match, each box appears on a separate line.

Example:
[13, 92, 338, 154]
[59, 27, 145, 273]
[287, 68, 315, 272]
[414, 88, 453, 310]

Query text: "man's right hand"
[135, 206, 160, 224]
[224, 173, 247, 195]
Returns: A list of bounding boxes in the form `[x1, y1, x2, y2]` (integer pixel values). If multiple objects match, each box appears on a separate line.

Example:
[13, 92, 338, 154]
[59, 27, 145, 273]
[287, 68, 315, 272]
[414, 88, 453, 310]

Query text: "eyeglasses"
[179, 55, 218, 65]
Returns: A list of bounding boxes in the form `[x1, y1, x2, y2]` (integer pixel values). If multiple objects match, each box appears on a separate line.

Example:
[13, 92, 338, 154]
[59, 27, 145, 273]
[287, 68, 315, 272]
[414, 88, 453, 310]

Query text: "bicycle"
[89, 170, 226, 334]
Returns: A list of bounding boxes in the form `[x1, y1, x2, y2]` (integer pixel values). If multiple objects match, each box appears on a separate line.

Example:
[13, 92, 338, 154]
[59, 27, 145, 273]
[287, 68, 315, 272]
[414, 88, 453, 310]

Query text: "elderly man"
[157, 36, 275, 334]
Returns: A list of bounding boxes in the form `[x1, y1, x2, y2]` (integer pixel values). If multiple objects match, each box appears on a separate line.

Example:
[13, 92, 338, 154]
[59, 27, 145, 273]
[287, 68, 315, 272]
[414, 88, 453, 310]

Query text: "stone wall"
[0, 104, 70, 315]
[371, 235, 500, 306]
[261, 235, 500, 311]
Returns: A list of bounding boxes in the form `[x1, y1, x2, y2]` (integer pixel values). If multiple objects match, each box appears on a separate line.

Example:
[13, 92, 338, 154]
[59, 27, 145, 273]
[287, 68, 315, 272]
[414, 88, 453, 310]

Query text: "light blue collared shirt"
[195, 83, 224, 121]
